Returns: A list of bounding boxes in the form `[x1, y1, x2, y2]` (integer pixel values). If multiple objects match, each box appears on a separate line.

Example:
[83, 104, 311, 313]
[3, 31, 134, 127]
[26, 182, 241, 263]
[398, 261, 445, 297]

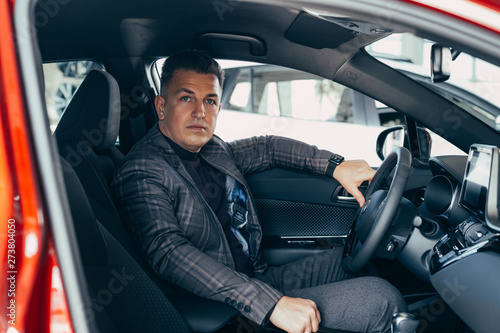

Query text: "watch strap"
[326, 154, 344, 177]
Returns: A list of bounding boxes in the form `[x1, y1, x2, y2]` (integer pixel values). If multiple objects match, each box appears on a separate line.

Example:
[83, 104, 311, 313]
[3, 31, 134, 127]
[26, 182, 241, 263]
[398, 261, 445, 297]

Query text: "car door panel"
[245, 166, 433, 266]
[245, 168, 360, 266]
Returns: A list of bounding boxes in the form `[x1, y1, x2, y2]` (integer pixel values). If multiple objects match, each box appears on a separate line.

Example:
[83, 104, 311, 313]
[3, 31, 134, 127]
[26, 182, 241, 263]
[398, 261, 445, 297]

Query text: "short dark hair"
[160, 50, 225, 97]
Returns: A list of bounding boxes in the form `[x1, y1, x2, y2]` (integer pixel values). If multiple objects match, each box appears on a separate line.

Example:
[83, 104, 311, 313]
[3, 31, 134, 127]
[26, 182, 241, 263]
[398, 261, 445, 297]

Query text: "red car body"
[1, 1, 72, 332]
[1, 0, 500, 332]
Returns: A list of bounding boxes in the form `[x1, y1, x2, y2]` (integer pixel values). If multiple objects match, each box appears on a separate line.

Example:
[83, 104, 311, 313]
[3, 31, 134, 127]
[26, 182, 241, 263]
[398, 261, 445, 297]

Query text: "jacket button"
[237, 302, 243, 309]
[230, 300, 237, 306]
[244, 306, 251, 313]
[225, 298, 231, 304]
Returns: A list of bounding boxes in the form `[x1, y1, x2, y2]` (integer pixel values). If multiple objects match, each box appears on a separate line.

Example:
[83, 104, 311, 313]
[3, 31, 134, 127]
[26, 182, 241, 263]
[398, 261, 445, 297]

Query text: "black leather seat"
[55, 70, 123, 214]
[59, 157, 191, 332]
[54, 70, 238, 332]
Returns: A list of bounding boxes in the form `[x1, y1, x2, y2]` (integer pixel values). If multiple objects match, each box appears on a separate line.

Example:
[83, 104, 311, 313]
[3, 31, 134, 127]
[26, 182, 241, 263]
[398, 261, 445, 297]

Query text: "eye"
[206, 99, 217, 105]
[180, 96, 191, 102]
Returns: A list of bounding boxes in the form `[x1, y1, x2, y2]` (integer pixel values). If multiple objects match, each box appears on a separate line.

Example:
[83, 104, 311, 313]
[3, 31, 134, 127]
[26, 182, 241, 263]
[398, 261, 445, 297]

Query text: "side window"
[224, 68, 252, 113]
[223, 65, 355, 123]
[424, 128, 466, 157]
[151, 58, 407, 167]
[43, 61, 103, 132]
[257, 81, 280, 116]
[376, 101, 405, 127]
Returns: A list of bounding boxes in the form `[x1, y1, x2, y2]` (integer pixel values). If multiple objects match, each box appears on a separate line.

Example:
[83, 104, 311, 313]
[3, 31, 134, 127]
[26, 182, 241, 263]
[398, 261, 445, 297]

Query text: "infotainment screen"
[459, 145, 494, 216]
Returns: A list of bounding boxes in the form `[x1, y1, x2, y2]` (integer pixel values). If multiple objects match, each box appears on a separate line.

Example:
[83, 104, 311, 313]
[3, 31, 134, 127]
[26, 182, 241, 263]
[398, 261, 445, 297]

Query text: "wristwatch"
[326, 153, 345, 177]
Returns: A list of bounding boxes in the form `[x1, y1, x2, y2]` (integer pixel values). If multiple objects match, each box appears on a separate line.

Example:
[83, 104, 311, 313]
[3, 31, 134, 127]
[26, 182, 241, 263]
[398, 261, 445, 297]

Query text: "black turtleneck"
[164, 135, 253, 276]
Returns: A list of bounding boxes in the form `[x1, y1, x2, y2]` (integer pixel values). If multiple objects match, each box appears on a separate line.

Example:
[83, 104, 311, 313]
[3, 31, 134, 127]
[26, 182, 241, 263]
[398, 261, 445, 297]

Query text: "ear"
[155, 95, 165, 120]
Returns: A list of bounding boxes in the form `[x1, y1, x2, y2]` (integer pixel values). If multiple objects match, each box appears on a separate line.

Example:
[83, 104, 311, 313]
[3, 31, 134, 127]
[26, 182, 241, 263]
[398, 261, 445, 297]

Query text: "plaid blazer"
[111, 125, 332, 324]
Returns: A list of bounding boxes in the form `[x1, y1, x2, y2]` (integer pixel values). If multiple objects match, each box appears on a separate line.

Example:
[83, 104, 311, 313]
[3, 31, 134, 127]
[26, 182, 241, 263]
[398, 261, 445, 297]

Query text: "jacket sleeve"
[111, 152, 283, 324]
[226, 135, 333, 176]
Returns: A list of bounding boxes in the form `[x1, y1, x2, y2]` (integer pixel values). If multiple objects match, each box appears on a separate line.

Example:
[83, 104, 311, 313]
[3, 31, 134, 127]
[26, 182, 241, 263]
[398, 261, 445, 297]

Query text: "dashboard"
[423, 144, 500, 333]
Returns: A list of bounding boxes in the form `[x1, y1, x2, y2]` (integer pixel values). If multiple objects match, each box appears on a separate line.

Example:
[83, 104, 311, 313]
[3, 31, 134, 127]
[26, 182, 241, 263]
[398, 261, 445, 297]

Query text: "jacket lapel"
[148, 125, 199, 189]
[200, 136, 246, 185]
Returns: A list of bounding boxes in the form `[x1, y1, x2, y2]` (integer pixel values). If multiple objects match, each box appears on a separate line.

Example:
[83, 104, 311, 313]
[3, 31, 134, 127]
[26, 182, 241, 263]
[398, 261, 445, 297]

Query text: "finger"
[309, 315, 320, 333]
[368, 166, 376, 177]
[367, 171, 376, 182]
[356, 166, 375, 181]
[310, 316, 319, 333]
[347, 187, 365, 207]
[308, 301, 321, 332]
[316, 306, 321, 325]
[302, 318, 312, 333]
[364, 170, 376, 182]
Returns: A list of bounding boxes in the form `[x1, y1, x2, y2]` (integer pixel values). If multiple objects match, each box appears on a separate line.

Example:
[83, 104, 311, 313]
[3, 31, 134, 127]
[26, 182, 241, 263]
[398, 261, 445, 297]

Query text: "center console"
[429, 144, 500, 333]
[430, 216, 499, 274]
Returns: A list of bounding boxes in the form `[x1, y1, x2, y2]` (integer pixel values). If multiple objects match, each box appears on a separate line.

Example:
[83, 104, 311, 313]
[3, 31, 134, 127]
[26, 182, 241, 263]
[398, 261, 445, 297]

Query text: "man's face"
[155, 69, 222, 153]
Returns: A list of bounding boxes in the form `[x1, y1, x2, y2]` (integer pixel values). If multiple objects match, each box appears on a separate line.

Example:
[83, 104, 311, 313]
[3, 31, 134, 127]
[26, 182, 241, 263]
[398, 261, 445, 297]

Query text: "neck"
[163, 134, 199, 161]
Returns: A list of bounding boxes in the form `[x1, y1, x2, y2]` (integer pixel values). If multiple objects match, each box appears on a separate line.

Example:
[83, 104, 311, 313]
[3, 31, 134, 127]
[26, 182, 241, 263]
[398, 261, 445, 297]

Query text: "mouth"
[186, 123, 207, 131]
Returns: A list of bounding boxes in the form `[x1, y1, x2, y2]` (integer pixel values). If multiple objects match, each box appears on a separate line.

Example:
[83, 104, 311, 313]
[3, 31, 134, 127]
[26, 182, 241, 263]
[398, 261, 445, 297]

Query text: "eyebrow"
[175, 88, 195, 95]
[175, 88, 219, 99]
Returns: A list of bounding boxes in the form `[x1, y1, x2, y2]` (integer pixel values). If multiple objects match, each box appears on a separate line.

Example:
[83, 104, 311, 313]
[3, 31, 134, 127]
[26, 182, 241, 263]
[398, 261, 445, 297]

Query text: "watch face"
[330, 154, 344, 164]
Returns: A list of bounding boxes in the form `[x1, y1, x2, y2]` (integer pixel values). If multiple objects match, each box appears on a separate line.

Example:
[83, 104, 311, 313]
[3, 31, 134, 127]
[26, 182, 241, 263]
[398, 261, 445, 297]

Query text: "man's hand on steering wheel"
[332, 160, 376, 207]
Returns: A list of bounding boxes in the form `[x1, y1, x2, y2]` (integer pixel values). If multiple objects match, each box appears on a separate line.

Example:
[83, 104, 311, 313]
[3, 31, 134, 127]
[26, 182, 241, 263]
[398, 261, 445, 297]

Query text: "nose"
[192, 101, 205, 119]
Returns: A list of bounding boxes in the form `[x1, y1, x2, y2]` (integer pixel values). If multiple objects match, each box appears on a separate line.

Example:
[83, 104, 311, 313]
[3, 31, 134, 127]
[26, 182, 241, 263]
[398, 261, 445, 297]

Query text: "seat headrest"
[54, 70, 120, 151]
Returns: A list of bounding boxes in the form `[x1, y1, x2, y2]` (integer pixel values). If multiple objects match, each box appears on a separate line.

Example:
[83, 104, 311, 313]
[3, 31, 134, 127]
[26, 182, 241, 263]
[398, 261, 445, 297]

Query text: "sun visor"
[284, 11, 359, 49]
[195, 33, 266, 58]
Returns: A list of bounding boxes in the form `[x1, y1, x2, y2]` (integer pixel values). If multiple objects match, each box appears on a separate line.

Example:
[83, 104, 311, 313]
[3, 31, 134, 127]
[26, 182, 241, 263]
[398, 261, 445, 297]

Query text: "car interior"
[22, 0, 500, 332]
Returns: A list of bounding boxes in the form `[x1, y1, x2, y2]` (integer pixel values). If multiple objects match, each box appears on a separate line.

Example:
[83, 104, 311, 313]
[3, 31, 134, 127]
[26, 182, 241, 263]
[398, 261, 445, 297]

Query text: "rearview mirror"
[431, 44, 452, 83]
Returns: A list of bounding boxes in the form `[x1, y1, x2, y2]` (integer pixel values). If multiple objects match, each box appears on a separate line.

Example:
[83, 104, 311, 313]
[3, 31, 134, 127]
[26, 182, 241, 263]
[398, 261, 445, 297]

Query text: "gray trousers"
[256, 248, 407, 333]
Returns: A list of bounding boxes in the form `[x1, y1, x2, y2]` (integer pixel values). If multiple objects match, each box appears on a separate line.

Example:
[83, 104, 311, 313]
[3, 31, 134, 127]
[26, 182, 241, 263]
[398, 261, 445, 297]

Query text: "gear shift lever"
[391, 312, 419, 333]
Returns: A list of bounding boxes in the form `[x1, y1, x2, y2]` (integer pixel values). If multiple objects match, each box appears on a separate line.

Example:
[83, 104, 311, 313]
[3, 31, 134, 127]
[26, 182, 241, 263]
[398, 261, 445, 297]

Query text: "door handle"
[331, 185, 357, 203]
[330, 183, 368, 204]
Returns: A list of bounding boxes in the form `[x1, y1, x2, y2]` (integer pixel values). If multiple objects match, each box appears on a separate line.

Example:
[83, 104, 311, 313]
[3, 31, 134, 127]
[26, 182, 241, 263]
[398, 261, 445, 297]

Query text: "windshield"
[366, 33, 500, 130]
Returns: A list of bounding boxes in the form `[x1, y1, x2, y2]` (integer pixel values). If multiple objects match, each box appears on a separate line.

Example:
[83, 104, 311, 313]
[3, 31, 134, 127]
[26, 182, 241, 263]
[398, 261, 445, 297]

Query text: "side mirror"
[431, 44, 452, 83]
[376, 125, 432, 161]
[376, 125, 406, 161]
[416, 127, 432, 160]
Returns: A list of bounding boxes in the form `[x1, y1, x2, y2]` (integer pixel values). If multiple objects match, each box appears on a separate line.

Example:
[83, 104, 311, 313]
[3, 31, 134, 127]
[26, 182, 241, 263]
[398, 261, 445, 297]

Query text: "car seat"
[53, 70, 239, 332]
[59, 157, 190, 332]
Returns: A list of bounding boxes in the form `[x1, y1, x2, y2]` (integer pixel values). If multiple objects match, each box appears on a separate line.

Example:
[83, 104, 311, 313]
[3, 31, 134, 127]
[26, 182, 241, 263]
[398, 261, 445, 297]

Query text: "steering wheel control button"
[386, 241, 398, 252]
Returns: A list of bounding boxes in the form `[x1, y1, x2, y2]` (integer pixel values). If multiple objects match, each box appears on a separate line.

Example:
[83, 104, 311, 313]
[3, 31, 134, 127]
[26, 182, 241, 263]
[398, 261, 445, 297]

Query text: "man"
[112, 51, 407, 333]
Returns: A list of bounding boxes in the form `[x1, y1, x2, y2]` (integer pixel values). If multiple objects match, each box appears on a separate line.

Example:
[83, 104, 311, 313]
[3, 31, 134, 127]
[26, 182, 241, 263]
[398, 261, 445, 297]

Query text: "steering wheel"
[342, 147, 412, 274]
